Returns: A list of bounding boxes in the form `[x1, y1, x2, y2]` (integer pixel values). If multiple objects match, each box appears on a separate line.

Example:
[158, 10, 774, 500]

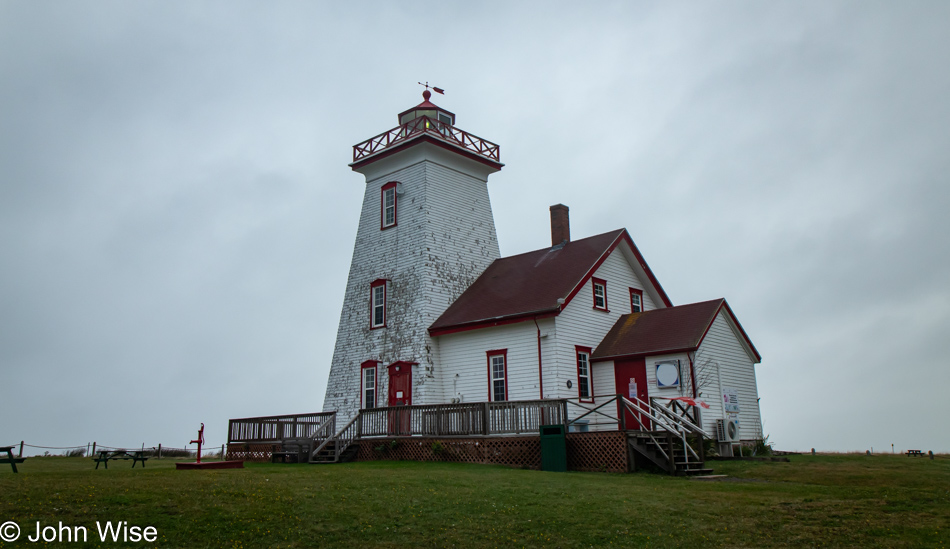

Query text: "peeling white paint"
[322, 143, 501, 420]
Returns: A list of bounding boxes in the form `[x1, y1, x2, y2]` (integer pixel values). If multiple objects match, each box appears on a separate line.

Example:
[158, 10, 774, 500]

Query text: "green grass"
[2, 455, 948, 548]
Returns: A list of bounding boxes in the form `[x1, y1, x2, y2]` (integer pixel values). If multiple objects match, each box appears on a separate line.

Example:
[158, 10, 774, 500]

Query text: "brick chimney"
[550, 204, 570, 246]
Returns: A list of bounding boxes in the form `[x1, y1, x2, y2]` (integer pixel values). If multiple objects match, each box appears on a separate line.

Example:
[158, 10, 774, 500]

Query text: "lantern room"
[397, 89, 455, 126]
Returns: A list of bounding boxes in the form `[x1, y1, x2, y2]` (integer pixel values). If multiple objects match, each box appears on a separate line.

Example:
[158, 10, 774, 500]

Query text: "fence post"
[561, 399, 569, 431]
[19, 441, 24, 458]
[482, 402, 490, 435]
[158, 444, 162, 459]
[221, 444, 224, 459]
[92, 442, 96, 456]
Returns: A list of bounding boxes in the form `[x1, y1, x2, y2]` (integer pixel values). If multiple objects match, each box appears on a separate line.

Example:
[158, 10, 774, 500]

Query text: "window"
[629, 288, 643, 313]
[361, 360, 378, 409]
[592, 277, 608, 311]
[486, 350, 508, 402]
[370, 279, 387, 329]
[381, 182, 397, 229]
[575, 346, 593, 401]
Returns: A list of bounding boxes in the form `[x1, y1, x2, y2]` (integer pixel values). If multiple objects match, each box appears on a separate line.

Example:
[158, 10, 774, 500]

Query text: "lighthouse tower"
[322, 91, 504, 420]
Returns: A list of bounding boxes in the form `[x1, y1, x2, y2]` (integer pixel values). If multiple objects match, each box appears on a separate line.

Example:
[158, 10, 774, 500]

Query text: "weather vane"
[418, 81, 445, 95]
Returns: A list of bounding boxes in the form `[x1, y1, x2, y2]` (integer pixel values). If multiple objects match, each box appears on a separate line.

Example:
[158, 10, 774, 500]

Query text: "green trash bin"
[540, 424, 567, 472]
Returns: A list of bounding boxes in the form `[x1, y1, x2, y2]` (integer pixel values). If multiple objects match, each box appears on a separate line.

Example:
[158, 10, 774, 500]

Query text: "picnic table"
[93, 450, 149, 469]
[906, 449, 923, 457]
[1, 446, 26, 473]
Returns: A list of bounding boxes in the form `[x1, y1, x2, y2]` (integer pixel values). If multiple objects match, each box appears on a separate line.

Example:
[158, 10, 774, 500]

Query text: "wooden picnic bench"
[906, 449, 923, 457]
[93, 450, 149, 469]
[1, 446, 26, 473]
[271, 439, 312, 464]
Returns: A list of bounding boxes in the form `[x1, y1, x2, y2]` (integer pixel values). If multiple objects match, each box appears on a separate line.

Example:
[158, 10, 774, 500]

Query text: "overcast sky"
[2, 1, 948, 455]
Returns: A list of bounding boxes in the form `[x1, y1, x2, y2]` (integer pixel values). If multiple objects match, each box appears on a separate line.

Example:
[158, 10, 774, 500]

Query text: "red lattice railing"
[349, 432, 628, 473]
[353, 116, 500, 164]
[226, 443, 280, 463]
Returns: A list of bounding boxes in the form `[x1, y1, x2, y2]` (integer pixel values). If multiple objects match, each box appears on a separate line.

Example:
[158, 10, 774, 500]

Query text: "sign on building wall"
[722, 387, 740, 413]
[655, 360, 681, 388]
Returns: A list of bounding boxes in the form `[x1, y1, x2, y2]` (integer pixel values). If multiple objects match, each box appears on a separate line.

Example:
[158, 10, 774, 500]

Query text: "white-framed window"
[576, 346, 593, 401]
[381, 182, 397, 229]
[370, 279, 387, 329]
[592, 277, 608, 311]
[629, 288, 643, 313]
[487, 350, 507, 402]
[361, 361, 378, 409]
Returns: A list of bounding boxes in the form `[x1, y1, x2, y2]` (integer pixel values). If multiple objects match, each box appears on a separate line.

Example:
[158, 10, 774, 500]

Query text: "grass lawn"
[2, 454, 948, 548]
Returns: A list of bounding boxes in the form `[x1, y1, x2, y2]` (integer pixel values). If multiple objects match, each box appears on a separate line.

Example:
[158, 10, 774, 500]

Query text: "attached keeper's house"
[227, 92, 764, 474]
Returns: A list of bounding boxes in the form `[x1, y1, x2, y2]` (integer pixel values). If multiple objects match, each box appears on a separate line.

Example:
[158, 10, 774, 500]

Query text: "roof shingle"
[429, 230, 625, 333]
[591, 299, 726, 360]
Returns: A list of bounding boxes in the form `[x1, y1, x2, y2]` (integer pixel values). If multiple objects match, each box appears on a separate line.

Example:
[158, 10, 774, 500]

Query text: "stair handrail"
[619, 396, 675, 463]
[310, 414, 360, 463]
[306, 414, 337, 461]
[636, 398, 703, 463]
[651, 398, 712, 439]
[621, 396, 680, 432]
[331, 414, 361, 462]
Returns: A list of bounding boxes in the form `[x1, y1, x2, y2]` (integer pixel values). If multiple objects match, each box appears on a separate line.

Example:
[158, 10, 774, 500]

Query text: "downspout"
[533, 317, 544, 399]
[688, 351, 698, 399]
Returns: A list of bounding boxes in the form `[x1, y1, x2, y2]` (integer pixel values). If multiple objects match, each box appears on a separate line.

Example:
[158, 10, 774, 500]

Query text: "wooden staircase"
[307, 414, 361, 464]
[627, 431, 713, 476]
[309, 439, 358, 464]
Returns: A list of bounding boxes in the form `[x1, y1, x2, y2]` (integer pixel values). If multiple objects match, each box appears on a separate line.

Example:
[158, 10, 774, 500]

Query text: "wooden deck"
[226, 396, 712, 475]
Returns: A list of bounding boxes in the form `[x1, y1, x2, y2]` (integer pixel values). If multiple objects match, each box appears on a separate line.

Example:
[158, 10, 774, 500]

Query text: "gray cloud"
[1, 1, 948, 453]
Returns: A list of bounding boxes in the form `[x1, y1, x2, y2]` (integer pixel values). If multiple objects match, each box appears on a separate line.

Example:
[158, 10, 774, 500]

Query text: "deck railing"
[352, 115, 500, 164]
[227, 412, 336, 443]
[357, 399, 566, 438]
[227, 397, 710, 447]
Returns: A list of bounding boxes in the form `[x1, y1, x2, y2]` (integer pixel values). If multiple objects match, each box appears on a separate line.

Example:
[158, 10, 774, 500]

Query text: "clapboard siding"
[587, 360, 620, 431]
[438, 319, 551, 403]
[696, 311, 762, 440]
[553, 245, 660, 421]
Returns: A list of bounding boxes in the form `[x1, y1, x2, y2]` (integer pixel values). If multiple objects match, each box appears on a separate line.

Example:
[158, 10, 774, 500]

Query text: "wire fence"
[5, 441, 228, 458]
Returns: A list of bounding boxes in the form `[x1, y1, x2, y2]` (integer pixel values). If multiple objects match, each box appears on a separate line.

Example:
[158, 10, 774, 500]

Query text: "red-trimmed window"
[487, 349, 508, 402]
[575, 346, 593, 401]
[381, 182, 397, 229]
[370, 279, 387, 329]
[360, 360, 379, 409]
[592, 277, 608, 311]
[629, 288, 643, 313]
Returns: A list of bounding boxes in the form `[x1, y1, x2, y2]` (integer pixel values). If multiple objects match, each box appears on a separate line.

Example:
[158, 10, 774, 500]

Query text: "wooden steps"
[308, 440, 358, 464]
[627, 431, 712, 476]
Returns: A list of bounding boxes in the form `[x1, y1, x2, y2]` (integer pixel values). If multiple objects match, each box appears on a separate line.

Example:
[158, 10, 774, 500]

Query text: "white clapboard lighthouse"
[322, 90, 504, 420]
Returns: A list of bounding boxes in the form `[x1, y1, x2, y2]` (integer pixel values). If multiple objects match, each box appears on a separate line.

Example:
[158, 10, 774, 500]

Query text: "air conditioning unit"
[717, 418, 740, 442]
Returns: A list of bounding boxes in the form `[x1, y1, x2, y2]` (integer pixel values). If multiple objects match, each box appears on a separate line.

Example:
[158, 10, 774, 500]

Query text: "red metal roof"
[591, 298, 761, 362]
[429, 229, 671, 335]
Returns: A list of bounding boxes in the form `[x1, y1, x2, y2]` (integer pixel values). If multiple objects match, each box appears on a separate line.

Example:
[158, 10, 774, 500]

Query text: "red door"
[615, 358, 651, 430]
[387, 362, 412, 435]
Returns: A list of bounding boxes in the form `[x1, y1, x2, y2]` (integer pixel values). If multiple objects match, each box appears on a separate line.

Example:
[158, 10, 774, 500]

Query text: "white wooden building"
[320, 91, 764, 453]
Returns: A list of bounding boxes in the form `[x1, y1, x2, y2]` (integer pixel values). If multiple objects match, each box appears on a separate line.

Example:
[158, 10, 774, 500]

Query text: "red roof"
[429, 229, 672, 336]
[591, 299, 761, 362]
